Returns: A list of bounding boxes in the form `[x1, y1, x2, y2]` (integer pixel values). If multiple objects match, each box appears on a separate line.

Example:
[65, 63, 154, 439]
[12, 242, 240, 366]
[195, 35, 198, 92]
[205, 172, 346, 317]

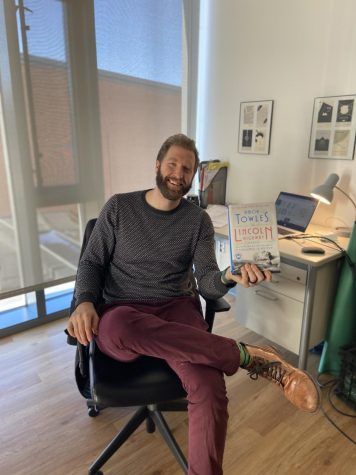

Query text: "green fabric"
[318, 221, 356, 375]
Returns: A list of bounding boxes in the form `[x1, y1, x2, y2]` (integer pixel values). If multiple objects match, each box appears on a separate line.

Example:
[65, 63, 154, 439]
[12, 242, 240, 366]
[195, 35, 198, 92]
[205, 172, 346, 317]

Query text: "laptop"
[275, 192, 318, 236]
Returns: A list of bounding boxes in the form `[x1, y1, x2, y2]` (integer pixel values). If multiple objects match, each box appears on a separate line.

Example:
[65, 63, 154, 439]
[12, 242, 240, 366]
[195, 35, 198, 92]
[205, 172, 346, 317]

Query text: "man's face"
[156, 145, 196, 201]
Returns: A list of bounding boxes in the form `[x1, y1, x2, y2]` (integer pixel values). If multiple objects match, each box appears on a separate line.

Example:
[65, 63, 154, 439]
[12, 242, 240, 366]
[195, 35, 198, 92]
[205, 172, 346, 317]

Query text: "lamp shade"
[310, 173, 340, 204]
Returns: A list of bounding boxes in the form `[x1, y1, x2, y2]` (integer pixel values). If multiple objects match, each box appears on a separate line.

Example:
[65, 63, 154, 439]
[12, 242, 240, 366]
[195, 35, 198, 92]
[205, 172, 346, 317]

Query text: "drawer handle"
[255, 289, 278, 301]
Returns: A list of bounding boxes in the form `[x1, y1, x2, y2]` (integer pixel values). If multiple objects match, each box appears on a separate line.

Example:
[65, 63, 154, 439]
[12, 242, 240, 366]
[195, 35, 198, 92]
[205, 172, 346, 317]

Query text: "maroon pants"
[96, 296, 240, 475]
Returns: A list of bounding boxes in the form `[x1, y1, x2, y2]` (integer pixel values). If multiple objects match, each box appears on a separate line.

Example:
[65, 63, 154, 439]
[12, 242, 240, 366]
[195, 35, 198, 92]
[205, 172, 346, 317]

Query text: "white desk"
[214, 224, 348, 369]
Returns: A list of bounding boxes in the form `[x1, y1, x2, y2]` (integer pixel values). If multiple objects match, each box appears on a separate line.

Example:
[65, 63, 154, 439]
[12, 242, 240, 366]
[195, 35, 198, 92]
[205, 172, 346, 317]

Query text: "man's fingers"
[238, 266, 250, 288]
[92, 317, 99, 335]
[248, 264, 264, 282]
[241, 264, 257, 284]
[67, 320, 75, 338]
[84, 318, 95, 343]
[229, 264, 273, 289]
[67, 320, 73, 336]
[67, 312, 92, 345]
[78, 317, 91, 345]
[72, 317, 87, 346]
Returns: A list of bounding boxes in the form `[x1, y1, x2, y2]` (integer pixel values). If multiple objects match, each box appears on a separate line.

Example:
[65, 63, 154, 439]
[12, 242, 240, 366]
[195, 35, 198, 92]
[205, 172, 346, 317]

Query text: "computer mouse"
[301, 246, 325, 254]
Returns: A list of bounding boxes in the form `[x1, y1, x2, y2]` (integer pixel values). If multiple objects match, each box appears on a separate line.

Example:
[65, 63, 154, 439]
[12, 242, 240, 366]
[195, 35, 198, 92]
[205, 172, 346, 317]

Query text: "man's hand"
[226, 264, 272, 288]
[67, 301, 100, 346]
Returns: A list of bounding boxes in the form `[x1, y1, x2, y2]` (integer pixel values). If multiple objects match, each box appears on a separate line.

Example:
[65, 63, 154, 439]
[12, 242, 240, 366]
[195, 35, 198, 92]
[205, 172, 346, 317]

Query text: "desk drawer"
[236, 285, 303, 354]
[261, 263, 306, 302]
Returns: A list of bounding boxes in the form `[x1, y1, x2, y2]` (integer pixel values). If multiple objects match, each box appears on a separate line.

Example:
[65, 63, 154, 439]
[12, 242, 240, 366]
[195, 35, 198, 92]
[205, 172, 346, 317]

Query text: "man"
[67, 134, 320, 475]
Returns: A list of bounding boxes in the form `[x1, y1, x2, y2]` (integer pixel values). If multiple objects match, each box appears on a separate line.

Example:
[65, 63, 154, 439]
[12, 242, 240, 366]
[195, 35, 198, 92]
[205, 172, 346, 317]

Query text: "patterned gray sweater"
[74, 190, 229, 307]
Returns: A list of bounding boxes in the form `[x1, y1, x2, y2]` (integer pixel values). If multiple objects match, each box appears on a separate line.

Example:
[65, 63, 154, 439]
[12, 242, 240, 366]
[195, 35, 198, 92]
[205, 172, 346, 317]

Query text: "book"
[228, 202, 280, 274]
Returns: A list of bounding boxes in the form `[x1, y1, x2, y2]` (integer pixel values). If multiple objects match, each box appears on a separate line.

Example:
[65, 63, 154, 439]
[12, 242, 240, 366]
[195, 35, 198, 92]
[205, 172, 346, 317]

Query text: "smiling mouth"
[167, 178, 183, 188]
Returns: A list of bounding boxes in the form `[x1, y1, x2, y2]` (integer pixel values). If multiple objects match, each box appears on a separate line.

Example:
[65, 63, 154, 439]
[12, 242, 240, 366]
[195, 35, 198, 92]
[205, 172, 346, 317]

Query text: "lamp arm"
[334, 185, 356, 211]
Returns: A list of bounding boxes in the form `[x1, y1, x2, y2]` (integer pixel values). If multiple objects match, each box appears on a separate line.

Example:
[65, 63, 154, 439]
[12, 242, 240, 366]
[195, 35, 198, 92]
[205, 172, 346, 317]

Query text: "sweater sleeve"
[193, 212, 232, 300]
[73, 196, 117, 308]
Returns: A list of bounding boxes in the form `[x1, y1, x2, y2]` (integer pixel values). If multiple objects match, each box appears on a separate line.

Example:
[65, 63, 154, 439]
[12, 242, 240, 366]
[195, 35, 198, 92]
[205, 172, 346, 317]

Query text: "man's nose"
[174, 166, 184, 179]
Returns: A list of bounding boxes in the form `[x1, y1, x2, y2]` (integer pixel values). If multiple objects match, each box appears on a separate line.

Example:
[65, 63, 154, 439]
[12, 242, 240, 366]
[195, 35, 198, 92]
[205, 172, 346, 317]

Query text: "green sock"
[237, 342, 251, 368]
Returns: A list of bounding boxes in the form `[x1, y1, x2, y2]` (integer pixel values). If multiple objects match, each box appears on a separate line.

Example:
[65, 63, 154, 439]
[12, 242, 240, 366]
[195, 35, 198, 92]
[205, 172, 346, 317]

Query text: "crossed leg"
[95, 296, 240, 474]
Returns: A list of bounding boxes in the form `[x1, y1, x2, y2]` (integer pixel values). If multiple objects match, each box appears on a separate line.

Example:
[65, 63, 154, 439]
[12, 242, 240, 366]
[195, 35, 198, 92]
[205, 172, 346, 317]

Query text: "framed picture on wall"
[238, 100, 274, 155]
[309, 95, 356, 160]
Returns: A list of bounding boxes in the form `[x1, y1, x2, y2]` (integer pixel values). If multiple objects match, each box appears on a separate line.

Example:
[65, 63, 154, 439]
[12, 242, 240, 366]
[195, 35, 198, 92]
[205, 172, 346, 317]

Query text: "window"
[0, 0, 184, 334]
[94, 0, 183, 197]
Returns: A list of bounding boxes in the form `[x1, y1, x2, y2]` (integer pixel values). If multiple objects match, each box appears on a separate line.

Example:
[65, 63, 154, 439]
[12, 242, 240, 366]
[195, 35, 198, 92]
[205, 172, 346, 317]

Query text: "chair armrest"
[64, 328, 90, 381]
[205, 297, 231, 313]
[202, 296, 231, 333]
[64, 328, 77, 345]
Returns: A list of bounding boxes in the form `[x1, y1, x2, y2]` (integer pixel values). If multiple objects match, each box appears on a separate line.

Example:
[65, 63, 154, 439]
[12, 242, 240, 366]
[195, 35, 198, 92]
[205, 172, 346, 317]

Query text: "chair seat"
[92, 345, 187, 407]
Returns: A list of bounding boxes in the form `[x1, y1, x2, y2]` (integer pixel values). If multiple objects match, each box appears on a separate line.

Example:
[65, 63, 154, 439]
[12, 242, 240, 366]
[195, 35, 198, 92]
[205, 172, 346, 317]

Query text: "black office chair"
[66, 218, 231, 475]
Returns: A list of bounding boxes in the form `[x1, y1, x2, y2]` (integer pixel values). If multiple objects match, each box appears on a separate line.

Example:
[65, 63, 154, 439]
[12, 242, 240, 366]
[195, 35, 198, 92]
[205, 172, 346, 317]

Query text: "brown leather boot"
[241, 343, 321, 413]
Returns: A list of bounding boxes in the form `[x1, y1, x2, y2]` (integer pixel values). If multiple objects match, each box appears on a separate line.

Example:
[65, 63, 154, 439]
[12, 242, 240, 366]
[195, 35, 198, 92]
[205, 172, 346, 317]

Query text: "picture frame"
[238, 100, 274, 155]
[309, 95, 356, 160]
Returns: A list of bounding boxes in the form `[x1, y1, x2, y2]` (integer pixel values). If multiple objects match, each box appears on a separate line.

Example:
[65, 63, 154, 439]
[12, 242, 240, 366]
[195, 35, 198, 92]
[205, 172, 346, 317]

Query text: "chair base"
[88, 401, 188, 475]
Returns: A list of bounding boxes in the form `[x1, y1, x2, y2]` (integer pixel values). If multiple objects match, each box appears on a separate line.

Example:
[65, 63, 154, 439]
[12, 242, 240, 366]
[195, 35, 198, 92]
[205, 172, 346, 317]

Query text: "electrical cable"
[279, 233, 356, 280]
[317, 373, 356, 445]
[279, 233, 345, 253]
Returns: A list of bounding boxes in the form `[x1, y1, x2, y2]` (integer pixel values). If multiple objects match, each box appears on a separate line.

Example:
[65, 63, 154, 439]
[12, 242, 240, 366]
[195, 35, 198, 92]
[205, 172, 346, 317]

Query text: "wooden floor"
[0, 295, 355, 475]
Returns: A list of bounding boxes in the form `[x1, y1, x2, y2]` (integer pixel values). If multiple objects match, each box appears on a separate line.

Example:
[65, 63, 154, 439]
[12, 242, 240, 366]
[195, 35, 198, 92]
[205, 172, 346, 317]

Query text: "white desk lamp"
[310, 173, 356, 237]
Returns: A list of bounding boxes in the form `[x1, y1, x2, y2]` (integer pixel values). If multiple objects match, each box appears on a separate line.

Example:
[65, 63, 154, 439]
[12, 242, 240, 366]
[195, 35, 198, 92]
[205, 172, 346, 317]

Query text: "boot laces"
[247, 360, 286, 385]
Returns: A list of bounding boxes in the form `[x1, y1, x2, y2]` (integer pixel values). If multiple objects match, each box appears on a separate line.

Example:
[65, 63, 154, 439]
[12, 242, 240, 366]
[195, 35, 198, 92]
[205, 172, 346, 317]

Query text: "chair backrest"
[80, 218, 97, 258]
[66, 218, 98, 396]
[69, 217, 98, 315]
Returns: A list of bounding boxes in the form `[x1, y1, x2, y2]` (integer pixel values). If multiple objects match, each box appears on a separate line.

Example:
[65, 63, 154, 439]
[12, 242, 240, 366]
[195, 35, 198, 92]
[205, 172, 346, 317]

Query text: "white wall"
[197, 0, 356, 229]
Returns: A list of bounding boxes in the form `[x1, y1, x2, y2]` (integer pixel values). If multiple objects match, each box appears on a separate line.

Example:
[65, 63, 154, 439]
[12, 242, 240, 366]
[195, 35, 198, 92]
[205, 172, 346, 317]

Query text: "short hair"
[156, 133, 200, 173]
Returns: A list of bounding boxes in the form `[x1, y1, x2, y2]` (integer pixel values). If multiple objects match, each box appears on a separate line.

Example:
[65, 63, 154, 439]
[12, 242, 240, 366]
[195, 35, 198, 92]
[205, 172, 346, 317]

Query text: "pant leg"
[96, 297, 234, 474]
[167, 359, 228, 475]
[96, 297, 240, 376]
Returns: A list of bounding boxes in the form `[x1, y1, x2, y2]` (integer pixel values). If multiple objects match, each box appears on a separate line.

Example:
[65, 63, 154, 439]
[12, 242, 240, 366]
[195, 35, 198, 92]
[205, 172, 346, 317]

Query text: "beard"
[156, 167, 192, 201]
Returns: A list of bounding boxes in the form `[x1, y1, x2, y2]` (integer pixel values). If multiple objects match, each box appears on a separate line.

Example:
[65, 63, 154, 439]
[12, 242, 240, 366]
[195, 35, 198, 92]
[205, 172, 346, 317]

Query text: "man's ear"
[155, 160, 160, 173]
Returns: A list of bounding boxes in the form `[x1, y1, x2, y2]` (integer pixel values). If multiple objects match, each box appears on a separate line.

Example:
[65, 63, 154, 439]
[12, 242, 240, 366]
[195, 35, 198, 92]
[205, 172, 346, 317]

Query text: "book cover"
[228, 202, 280, 274]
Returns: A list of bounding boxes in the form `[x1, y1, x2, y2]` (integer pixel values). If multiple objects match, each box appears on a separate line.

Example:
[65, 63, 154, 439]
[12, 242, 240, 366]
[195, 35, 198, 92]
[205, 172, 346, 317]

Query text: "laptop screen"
[275, 192, 318, 233]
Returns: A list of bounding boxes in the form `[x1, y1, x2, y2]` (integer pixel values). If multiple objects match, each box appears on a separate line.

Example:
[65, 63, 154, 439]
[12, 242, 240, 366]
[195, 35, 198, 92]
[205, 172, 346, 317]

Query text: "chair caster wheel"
[88, 406, 100, 417]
